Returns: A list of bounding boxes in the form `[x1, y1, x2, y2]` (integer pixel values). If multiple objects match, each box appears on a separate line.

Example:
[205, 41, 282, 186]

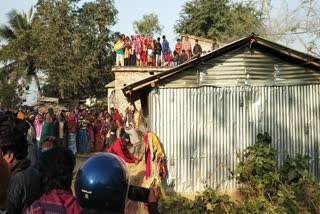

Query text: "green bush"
[159, 133, 320, 213]
[159, 189, 235, 214]
[234, 132, 320, 213]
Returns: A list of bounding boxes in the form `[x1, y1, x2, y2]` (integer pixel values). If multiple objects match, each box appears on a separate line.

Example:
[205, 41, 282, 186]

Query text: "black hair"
[162, 35, 166, 39]
[95, 112, 99, 118]
[157, 37, 160, 41]
[0, 123, 28, 160]
[0, 111, 15, 124]
[121, 131, 129, 139]
[59, 112, 64, 119]
[39, 147, 75, 194]
[14, 119, 30, 135]
[48, 107, 54, 114]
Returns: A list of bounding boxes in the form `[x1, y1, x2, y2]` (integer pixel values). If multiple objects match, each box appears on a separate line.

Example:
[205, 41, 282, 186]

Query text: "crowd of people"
[114, 34, 203, 67]
[11, 106, 144, 158]
[0, 105, 160, 214]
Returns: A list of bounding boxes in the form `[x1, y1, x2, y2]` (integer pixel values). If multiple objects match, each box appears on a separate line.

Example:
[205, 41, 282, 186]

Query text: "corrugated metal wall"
[148, 85, 320, 192]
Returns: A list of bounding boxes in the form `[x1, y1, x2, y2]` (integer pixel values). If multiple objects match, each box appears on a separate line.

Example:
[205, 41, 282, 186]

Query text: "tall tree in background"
[174, 0, 263, 42]
[259, 0, 320, 56]
[176, 0, 319, 56]
[34, 0, 118, 99]
[0, 8, 43, 99]
[133, 13, 163, 36]
[0, 64, 22, 108]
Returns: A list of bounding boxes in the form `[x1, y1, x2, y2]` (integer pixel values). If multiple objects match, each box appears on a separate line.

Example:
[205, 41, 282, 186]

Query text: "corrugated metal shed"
[122, 34, 320, 193]
[148, 86, 320, 192]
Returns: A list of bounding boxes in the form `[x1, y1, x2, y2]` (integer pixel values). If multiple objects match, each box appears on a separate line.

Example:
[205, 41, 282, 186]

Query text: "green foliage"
[0, 70, 22, 108]
[160, 133, 320, 213]
[32, 0, 117, 98]
[159, 189, 235, 214]
[233, 133, 277, 198]
[174, 0, 264, 42]
[0, 8, 42, 98]
[234, 132, 320, 213]
[133, 13, 163, 36]
[281, 154, 310, 183]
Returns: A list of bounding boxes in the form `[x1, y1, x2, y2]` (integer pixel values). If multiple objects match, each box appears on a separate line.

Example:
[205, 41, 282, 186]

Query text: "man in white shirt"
[125, 122, 141, 159]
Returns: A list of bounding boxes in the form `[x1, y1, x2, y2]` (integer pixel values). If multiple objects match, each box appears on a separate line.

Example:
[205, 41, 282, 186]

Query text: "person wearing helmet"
[75, 153, 160, 214]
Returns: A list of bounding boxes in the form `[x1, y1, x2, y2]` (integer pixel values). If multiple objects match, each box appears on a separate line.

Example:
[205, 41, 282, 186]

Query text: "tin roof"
[122, 33, 320, 99]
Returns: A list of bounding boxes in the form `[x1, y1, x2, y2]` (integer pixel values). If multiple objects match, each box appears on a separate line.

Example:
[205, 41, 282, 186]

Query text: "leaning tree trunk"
[34, 74, 42, 98]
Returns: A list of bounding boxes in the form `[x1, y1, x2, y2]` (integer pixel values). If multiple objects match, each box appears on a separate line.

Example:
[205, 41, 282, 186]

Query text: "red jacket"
[23, 189, 82, 214]
[107, 138, 137, 163]
[113, 109, 124, 128]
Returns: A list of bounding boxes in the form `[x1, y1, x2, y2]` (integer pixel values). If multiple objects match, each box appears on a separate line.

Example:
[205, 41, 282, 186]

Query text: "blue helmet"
[75, 153, 129, 211]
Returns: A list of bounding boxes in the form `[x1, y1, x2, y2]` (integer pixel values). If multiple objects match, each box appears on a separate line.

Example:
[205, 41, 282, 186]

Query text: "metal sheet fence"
[148, 85, 320, 192]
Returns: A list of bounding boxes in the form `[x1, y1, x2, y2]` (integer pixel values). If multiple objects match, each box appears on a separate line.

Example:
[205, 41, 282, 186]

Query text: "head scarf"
[34, 114, 44, 139]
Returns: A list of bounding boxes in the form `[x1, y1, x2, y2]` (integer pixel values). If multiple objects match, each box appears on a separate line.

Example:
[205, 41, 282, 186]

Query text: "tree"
[33, 0, 118, 99]
[259, 0, 320, 57]
[0, 63, 22, 109]
[133, 13, 163, 36]
[0, 8, 43, 98]
[174, 0, 264, 42]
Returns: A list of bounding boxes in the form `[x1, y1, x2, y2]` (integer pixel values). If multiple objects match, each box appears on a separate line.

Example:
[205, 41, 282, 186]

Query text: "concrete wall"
[111, 67, 169, 113]
[182, 34, 223, 56]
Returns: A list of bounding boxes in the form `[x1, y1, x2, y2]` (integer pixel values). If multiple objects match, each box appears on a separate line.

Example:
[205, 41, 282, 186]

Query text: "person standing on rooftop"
[193, 39, 202, 57]
[155, 37, 162, 66]
[114, 35, 125, 66]
[182, 35, 192, 59]
[162, 35, 170, 66]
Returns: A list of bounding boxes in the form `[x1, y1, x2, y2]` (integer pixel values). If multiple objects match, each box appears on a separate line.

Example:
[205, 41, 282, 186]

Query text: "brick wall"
[111, 67, 169, 113]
